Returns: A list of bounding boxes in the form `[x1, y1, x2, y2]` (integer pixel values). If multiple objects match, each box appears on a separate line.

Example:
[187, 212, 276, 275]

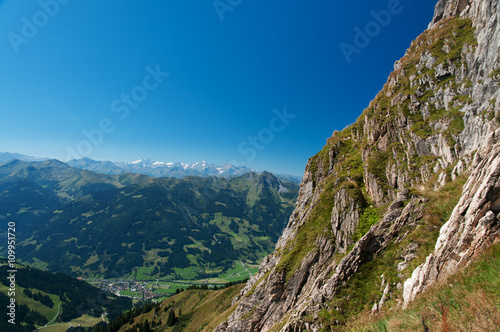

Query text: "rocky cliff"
[216, 0, 500, 330]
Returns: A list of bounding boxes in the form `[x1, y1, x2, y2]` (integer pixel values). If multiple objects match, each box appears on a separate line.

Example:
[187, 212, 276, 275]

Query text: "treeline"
[22, 288, 54, 307]
[185, 279, 248, 291]
[92, 301, 180, 332]
[182, 279, 249, 292]
[91, 301, 161, 332]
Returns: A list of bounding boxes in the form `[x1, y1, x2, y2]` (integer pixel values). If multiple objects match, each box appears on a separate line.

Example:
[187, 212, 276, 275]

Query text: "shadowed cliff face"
[216, 0, 500, 330]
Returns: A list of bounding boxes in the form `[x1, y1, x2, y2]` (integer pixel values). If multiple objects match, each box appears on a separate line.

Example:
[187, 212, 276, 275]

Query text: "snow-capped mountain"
[0, 152, 302, 183]
[121, 159, 256, 178]
[70, 158, 258, 179]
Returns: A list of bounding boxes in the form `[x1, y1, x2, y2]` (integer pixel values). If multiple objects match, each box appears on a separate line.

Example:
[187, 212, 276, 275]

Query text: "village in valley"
[87, 262, 257, 303]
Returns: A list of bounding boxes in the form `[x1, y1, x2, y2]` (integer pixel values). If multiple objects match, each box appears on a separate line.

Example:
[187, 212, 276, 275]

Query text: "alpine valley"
[0, 158, 299, 279]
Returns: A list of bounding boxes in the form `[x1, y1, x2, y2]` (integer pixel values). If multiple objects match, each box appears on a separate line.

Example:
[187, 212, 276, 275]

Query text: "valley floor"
[88, 261, 258, 304]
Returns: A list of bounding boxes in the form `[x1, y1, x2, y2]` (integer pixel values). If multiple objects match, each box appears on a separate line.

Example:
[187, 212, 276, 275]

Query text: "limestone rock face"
[403, 133, 500, 306]
[331, 187, 361, 254]
[402, 0, 500, 307]
[216, 0, 500, 330]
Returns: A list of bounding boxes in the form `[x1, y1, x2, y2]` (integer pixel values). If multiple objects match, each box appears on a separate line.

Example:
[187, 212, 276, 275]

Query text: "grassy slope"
[316, 175, 469, 330]
[345, 241, 500, 331]
[42, 315, 104, 332]
[118, 284, 244, 332]
[0, 283, 61, 324]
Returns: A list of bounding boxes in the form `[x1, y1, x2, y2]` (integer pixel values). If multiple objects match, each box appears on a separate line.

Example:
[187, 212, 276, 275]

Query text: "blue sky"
[0, 0, 437, 176]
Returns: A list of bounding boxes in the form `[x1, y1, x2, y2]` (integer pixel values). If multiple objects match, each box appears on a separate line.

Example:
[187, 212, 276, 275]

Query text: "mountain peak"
[43, 159, 71, 168]
[0, 152, 48, 163]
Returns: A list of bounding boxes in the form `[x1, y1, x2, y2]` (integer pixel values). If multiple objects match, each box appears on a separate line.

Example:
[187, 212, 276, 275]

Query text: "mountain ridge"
[213, 0, 500, 330]
[0, 152, 302, 184]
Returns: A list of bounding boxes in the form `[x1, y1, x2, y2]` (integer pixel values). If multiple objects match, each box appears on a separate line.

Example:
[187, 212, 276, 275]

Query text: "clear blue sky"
[0, 0, 437, 176]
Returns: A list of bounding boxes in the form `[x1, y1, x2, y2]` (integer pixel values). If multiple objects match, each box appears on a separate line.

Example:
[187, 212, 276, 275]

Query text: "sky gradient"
[0, 0, 438, 176]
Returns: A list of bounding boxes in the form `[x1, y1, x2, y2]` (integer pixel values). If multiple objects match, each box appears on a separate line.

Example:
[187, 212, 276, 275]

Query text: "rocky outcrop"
[217, 188, 423, 331]
[403, 0, 500, 307]
[403, 132, 500, 306]
[331, 188, 361, 254]
[216, 0, 500, 330]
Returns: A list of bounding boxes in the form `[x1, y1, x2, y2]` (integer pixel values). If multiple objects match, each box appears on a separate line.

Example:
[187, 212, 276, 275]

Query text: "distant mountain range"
[68, 158, 256, 179]
[0, 152, 47, 163]
[0, 152, 302, 184]
[0, 159, 299, 279]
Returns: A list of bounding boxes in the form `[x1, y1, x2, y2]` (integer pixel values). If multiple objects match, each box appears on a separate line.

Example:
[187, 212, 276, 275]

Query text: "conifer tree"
[166, 310, 176, 327]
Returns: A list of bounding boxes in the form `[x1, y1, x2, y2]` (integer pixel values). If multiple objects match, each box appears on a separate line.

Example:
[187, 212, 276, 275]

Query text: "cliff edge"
[216, 0, 500, 330]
